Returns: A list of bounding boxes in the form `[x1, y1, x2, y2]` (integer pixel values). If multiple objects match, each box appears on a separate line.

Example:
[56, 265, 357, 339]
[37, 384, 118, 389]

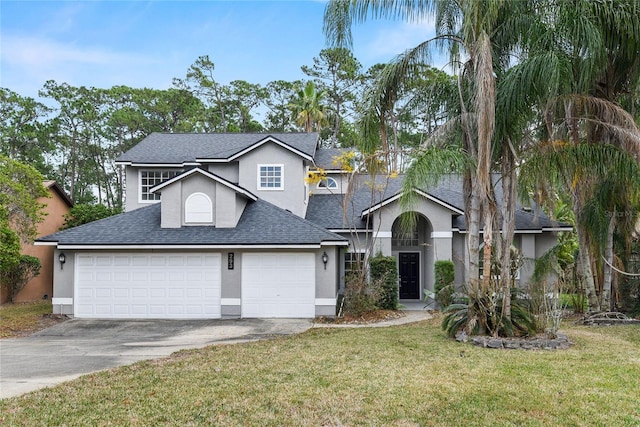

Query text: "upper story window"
[140, 170, 182, 201]
[185, 192, 213, 223]
[317, 177, 338, 190]
[258, 164, 283, 190]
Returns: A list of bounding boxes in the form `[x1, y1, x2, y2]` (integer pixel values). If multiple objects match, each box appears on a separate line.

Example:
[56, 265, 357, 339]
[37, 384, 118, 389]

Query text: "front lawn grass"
[1, 317, 639, 426]
[0, 301, 58, 338]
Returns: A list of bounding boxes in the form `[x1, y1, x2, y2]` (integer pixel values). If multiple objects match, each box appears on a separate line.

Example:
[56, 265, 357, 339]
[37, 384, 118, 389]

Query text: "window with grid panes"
[140, 170, 182, 201]
[258, 165, 283, 189]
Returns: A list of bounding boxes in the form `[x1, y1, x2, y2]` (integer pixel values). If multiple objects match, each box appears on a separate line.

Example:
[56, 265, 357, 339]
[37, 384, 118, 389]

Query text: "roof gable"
[361, 188, 465, 218]
[201, 135, 314, 162]
[44, 181, 74, 207]
[149, 167, 257, 201]
[116, 132, 318, 166]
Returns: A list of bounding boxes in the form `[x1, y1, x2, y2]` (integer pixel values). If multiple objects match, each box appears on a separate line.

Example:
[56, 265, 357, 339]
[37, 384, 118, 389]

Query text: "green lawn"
[1, 317, 639, 426]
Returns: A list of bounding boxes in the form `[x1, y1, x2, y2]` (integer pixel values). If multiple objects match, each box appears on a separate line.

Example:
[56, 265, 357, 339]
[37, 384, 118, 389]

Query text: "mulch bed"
[315, 309, 405, 325]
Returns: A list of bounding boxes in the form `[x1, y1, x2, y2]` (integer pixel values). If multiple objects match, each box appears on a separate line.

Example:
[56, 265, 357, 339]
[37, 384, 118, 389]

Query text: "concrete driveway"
[0, 318, 312, 399]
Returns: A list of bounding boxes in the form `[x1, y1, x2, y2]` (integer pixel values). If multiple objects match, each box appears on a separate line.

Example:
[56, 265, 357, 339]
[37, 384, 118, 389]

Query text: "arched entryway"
[391, 213, 433, 300]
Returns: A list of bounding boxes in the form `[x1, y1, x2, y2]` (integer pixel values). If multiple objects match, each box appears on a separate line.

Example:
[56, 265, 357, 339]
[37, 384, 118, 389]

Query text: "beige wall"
[7, 186, 71, 303]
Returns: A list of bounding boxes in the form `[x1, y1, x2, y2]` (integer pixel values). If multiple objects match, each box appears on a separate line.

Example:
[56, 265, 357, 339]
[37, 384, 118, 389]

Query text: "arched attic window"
[317, 177, 338, 189]
[185, 192, 213, 223]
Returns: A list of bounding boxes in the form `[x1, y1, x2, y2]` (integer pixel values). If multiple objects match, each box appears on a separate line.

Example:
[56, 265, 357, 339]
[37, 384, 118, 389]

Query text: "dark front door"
[399, 252, 420, 299]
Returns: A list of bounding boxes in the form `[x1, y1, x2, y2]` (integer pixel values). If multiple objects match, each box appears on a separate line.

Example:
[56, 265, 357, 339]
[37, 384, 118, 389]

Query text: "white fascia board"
[311, 169, 347, 174]
[542, 226, 574, 232]
[320, 240, 349, 247]
[329, 229, 371, 234]
[124, 162, 199, 168]
[150, 168, 257, 201]
[196, 158, 230, 163]
[56, 244, 327, 250]
[456, 229, 545, 234]
[34, 241, 58, 246]
[361, 189, 464, 218]
[227, 136, 313, 162]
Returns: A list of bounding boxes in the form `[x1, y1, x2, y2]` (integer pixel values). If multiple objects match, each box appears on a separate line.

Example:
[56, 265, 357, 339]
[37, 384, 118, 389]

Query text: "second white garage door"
[75, 253, 221, 319]
[241, 253, 315, 318]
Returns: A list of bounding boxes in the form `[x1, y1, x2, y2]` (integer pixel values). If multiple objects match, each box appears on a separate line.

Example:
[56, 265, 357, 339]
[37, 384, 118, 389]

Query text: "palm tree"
[508, 0, 640, 311]
[289, 81, 329, 133]
[325, 0, 535, 331]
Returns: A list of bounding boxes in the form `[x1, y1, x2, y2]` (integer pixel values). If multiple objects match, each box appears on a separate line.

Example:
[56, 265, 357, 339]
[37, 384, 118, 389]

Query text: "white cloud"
[362, 20, 435, 59]
[0, 35, 164, 97]
[3, 35, 151, 68]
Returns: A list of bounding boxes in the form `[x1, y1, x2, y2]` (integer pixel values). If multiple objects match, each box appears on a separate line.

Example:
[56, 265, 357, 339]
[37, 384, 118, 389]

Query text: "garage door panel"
[242, 253, 315, 318]
[76, 253, 221, 319]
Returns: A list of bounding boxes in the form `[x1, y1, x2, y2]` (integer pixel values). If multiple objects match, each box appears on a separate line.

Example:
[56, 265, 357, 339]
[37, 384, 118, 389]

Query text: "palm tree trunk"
[602, 210, 616, 311]
[575, 219, 601, 312]
[500, 140, 517, 318]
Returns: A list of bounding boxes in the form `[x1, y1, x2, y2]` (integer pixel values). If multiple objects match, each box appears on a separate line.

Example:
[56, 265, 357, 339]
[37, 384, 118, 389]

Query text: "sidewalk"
[312, 309, 433, 329]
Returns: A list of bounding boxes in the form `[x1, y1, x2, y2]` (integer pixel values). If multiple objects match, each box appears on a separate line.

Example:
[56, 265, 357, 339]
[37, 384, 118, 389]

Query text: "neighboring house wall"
[237, 143, 307, 217]
[7, 185, 71, 303]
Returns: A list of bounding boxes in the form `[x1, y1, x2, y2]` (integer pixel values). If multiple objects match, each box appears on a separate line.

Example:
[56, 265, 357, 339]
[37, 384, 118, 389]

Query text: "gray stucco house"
[37, 132, 569, 319]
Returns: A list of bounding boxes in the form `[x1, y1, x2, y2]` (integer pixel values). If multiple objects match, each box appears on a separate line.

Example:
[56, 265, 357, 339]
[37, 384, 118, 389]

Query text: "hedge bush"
[370, 254, 398, 310]
[434, 260, 455, 308]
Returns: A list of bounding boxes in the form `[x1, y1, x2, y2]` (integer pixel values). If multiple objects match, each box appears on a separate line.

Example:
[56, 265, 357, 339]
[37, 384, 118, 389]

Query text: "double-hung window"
[140, 170, 182, 201]
[258, 164, 283, 190]
[344, 252, 366, 276]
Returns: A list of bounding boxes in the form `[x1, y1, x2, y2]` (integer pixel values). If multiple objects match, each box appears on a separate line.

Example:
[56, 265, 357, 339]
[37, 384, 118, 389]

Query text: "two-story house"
[37, 132, 569, 319]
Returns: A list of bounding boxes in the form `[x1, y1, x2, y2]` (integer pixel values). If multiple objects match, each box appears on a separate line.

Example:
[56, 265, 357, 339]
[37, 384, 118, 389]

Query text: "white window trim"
[185, 192, 213, 224]
[316, 176, 338, 190]
[138, 169, 182, 204]
[257, 164, 284, 191]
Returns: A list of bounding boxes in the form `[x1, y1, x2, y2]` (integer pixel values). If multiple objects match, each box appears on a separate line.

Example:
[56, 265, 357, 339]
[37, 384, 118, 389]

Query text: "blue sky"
[1, 1, 438, 99]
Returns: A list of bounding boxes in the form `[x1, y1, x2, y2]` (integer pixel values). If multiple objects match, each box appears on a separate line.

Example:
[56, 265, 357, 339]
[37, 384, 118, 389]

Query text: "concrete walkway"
[312, 310, 432, 328]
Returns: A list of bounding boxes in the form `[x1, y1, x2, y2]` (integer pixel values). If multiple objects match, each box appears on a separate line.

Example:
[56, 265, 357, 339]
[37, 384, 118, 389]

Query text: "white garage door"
[75, 253, 221, 319]
[242, 253, 315, 318]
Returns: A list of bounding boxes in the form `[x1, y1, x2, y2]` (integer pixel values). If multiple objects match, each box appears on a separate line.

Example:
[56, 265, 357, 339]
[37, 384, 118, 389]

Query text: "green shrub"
[560, 292, 588, 313]
[434, 260, 455, 308]
[0, 255, 41, 303]
[370, 254, 398, 310]
[442, 289, 536, 338]
[341, 273, 377, 316]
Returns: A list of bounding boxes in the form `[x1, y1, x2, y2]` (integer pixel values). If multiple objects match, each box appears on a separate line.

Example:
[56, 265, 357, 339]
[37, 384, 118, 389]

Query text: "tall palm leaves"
[325, 0, 525, 327]
[510, 0, 640, 311]
[289, 81, 329, 133]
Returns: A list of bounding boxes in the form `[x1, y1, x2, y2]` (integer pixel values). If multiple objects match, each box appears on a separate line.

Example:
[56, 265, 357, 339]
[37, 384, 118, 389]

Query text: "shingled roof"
[306, 174, 568, 232]
[116, 132, 319, 165]
[37, 200, 347, 247]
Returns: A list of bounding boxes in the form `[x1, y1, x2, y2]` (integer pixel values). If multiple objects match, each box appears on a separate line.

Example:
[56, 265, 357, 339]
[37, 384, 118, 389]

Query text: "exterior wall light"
[322, 251, 329, 270]
[59, 253, 66, 270]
